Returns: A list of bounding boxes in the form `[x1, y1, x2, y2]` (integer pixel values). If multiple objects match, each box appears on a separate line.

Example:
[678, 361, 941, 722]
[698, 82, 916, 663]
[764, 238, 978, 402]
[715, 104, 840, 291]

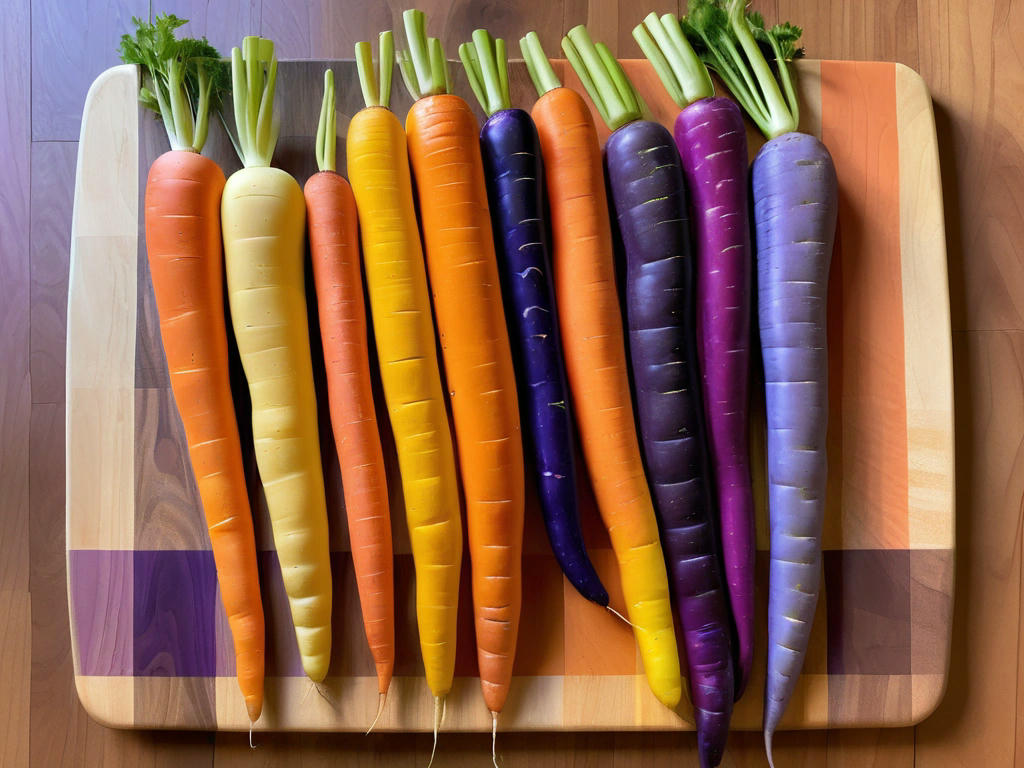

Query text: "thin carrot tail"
[427, 695, 445, 768]
[491, 711, 500, 768]
[366, 691, 387, 734]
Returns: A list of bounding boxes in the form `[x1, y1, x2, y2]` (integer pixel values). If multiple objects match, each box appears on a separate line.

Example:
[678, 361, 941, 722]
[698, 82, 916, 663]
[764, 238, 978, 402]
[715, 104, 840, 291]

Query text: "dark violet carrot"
[565, 24, 733, 766]
[461, 30, 608, 607]
[635, 10, 757, 699]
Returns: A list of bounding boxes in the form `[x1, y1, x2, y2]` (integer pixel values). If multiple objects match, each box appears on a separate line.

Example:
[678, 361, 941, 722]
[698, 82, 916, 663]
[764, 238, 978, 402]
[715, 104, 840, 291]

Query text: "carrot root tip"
[313, 681, 337, 709]
[248, 722, 255, 750]
[491, 711, 500, 768]
[606, 605, 635, 628]
[426, 695, 444, 768]
[244, 696, 262, 724]
[366, 691, 387, 735]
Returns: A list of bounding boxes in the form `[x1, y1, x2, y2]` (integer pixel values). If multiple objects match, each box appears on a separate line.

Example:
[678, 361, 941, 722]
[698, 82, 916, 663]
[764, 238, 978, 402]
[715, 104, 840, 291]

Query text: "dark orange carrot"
[397, 11, 525, 721]
[122, 15, 266, 722]
[304, 70, 394, 704]
[521, 32, 682, 710]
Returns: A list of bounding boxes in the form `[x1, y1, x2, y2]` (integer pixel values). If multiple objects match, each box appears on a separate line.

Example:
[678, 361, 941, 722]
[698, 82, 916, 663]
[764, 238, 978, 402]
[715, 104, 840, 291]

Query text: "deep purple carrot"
[461, 30, 609, 606]
[566, 24, 734, 768]
[635, 12, 755, 698]
[684, 3, 838, 764]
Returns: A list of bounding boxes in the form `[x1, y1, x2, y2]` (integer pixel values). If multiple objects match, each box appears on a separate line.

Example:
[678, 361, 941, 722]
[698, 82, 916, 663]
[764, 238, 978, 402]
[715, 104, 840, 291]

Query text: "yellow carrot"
[222, 36, 332, 682]
[347, 32, 462, 717]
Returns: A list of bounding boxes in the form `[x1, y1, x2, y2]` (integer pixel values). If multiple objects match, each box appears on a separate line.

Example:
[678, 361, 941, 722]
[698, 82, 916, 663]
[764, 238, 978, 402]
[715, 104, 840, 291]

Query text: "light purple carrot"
[683, 2, 839, 764]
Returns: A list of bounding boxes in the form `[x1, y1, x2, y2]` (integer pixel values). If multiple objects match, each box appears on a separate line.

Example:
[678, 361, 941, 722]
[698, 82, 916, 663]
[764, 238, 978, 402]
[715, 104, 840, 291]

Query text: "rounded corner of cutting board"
[892, 61, 930, 93]
[73, 675, 136, 730]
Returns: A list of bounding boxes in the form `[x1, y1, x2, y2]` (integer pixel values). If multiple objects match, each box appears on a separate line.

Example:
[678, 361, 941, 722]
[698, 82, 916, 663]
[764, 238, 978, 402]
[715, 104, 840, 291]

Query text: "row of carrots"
[124, 3, 837, 766]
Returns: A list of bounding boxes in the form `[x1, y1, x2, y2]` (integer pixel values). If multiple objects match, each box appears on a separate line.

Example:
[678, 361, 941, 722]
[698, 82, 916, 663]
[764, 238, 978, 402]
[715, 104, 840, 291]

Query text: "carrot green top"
[227, 36, 279, 168]
[459, 30, 511, 117]
[314, 69, 337, 173]
[355, 31, 395, 109]
[683, 0, 803, 139]
[118, 14, 227, 153]
[395, 9, 452, 101]
[519, 32, 562, 98]
[561, 25, 643, 132]
[632, 12, 714, 108]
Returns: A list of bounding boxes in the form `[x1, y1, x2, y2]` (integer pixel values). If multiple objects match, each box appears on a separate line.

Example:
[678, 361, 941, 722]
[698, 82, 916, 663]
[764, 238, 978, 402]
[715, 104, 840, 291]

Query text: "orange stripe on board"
[820, 61, 909, 550]
[563, 550, 636, 676]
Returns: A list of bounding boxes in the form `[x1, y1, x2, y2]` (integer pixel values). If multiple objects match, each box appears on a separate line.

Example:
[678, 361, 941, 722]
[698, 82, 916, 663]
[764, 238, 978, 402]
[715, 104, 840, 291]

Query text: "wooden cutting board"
[65, 58, 954, 733]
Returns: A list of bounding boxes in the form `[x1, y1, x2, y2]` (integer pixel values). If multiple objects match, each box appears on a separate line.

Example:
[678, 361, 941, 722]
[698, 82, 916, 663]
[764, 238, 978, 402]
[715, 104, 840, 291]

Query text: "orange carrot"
[303, 70, 394, 703]
[397, 11, 525, 719]
[521, 32, 682, 709]
[122, 15, 266, 722]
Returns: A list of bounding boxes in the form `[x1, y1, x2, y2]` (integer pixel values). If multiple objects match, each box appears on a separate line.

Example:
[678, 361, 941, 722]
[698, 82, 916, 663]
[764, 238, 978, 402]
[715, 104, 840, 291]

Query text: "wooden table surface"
[1, 0, 1019, 765]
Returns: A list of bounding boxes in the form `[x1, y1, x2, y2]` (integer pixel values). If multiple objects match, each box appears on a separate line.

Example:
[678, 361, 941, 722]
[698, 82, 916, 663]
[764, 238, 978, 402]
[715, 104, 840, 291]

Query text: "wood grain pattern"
[913, 0, 1024, 334]
[132, 389, 205, 551]
[1, 590, 31, 768]
[30, 0, 260, 142]
[30, 142, 77, 406]
[66, 64, 138, 553]
[915, 331, 1024, 767]
[0, 0, 31, 600]
[264, 0, 567, 63]
[895, 63, 955, 553]
[819, 60, 908, 551]
[2, 4, 32, 761]
[11, 0, 1022, 764]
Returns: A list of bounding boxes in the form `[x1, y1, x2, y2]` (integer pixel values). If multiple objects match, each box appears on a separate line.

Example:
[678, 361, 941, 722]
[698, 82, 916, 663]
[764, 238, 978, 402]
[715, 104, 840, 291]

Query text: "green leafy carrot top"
[119, 14, 228, 153]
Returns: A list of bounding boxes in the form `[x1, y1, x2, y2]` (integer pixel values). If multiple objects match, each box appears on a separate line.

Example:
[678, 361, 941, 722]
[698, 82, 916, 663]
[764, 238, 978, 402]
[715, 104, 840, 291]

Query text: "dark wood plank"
[31, 0, 260, 141]
[827, 727, 914, 767]
[561, 0, 679, 58]
[28, 402, 74, 768]
[613, 0, 678, 58]
[262, 0, 565, 61]
[914, 0, 1024, 332]
[916, 331, 1024, 767]
[1, 590, 30, 768]
[214, 731, 420, 767]
[30, 142, 77, 406]
[775, 0, 919, 67]
[0, 0, 31, 600]
[214, 731, 642, 767]
[563, 0, 619, 54]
